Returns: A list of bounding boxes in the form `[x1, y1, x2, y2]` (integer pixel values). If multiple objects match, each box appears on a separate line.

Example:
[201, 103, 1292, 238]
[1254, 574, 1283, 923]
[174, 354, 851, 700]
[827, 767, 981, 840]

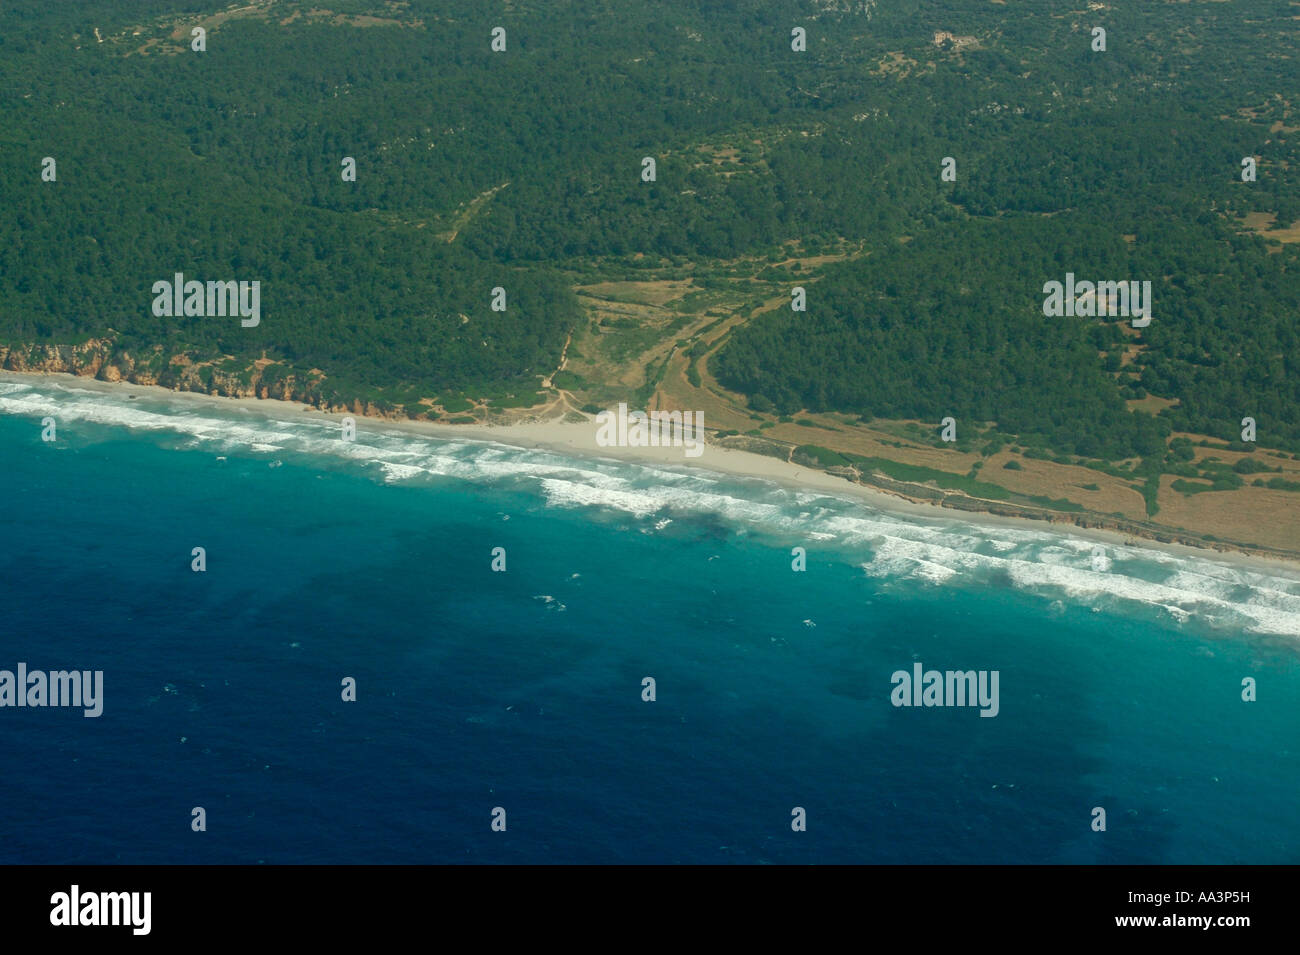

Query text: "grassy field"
[470, 246, 1300, 556]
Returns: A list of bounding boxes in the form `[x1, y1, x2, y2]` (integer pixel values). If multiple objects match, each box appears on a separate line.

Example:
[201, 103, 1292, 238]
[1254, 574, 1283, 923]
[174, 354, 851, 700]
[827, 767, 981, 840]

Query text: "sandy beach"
[6, 369, 1300, 578]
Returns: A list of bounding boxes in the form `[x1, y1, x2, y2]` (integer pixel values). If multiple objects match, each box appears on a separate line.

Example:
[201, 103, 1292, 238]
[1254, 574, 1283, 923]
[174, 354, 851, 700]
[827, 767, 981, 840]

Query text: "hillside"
[1, 0, 1298, 551]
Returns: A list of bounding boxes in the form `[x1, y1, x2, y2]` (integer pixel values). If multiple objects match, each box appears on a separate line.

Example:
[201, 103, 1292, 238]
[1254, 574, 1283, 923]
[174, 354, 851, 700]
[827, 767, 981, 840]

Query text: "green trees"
[0, 0, 1295, 446]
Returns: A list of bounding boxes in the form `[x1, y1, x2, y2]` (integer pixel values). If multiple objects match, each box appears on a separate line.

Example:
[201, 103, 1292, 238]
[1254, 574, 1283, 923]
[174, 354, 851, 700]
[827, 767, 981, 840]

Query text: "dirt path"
[443, 182, 510, 243]
[541, 331, 572, 389]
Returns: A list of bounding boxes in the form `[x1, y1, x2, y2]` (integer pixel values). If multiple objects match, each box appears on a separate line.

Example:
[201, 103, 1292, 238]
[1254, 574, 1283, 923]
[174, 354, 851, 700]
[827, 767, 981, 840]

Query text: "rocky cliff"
[0, 339, 402, 420]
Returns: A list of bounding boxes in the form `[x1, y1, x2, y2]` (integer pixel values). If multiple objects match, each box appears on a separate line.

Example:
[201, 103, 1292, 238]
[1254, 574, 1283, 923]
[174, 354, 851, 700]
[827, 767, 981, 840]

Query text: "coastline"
[5, 368, 1300, 579]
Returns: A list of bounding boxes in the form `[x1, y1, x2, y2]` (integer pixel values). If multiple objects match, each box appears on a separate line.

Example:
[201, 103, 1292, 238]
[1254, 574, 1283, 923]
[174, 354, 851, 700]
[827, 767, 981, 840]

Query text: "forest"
[0, 0, 1296, 448]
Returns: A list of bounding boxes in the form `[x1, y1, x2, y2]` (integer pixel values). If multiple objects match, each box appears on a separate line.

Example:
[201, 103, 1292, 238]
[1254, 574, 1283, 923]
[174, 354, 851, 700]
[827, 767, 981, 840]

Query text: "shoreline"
[5, 368, 1300, 579]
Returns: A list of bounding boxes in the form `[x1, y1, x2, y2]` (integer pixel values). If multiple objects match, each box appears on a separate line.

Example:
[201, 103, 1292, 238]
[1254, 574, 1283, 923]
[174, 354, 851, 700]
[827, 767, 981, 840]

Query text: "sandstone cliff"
[0, 339, 404, 420]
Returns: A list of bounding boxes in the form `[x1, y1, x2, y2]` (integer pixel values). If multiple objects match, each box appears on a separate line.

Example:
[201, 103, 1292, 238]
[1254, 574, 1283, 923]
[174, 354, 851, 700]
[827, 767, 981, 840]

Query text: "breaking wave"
[4, 374, 1299, 637]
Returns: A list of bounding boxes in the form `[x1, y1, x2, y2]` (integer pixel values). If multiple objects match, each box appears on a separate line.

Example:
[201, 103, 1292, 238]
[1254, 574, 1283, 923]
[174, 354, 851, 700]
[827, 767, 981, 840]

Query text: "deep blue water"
[1, 376, 1297, 863]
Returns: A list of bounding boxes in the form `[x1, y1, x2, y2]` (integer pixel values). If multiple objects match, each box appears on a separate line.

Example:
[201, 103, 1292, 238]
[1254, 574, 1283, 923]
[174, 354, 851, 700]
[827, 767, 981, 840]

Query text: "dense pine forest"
[1, 0, 1297, 459]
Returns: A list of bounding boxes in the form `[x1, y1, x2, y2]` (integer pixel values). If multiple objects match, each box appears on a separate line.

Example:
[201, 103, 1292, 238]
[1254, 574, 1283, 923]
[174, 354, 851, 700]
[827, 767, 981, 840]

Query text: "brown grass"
[1157, 477, 1300, 552]
[1242, 211, 1300, 243]
[492, 239, 1300, 554]
[1126, 394, 1178, 413]
[574, 280, 694, 307]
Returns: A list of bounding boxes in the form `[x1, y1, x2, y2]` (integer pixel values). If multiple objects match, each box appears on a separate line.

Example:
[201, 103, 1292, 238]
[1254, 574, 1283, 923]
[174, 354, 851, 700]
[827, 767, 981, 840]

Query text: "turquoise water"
[0, 373, 1297, 863]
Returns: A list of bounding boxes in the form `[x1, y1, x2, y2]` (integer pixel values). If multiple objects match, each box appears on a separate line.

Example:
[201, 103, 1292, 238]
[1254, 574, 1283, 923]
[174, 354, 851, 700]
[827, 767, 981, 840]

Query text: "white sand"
[7, 369, 1299, 576]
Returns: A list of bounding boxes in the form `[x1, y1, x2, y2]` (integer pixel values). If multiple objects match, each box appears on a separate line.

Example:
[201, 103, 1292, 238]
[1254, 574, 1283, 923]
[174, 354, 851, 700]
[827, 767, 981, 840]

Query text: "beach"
[4, 368, 1297, 581]
[4, 366, 1299, 865]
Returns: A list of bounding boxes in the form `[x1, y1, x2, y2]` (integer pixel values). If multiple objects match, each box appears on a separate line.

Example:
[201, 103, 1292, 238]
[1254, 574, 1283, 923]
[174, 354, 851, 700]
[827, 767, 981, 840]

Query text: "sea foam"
[5, 375, 1299, 636]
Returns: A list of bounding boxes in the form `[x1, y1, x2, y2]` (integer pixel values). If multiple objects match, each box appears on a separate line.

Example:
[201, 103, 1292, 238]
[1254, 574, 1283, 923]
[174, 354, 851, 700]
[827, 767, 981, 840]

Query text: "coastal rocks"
[0, 338, 325, 409]
[0, 338, 424, 422]
[1, 339, 113, 377]
[100, 350, 161, 387]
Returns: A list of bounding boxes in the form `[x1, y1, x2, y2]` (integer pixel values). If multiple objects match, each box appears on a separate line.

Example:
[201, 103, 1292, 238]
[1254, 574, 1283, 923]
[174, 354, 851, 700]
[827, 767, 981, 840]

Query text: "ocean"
[1, 373, 1297, 864]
